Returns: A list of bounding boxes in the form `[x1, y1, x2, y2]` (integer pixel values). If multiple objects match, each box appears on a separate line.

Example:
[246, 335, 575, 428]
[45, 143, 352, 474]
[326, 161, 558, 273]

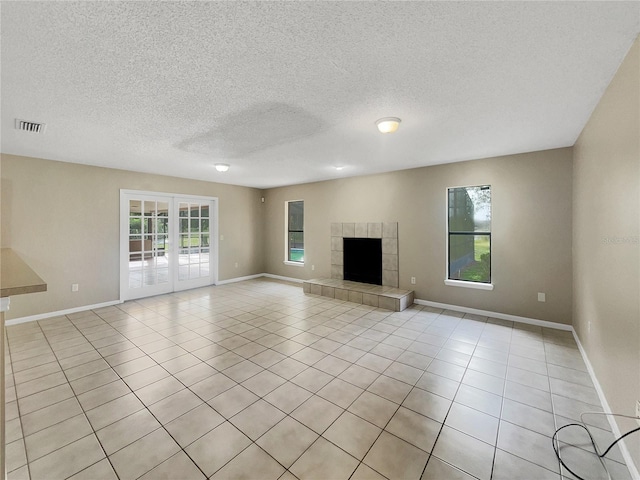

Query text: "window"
[447, 185, 491, 288]
[286, 200, 304, 264]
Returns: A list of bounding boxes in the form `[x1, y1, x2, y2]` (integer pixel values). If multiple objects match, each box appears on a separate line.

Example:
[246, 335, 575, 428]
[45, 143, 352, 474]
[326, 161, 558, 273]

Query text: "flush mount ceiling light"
[375, 117, 401, 134]
[335, 166, 345, 171]
[214, 163, 230, 172]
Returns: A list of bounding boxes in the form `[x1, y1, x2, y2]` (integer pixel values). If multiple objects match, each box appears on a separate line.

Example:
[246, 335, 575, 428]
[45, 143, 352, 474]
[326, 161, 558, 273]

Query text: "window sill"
[283, 260, 305, 267]
[445, 279, 494, 291]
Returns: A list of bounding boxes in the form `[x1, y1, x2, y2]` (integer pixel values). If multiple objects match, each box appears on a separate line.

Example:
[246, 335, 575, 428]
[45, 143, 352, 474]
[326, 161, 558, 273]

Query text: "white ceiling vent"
[15, 119, 46, 133]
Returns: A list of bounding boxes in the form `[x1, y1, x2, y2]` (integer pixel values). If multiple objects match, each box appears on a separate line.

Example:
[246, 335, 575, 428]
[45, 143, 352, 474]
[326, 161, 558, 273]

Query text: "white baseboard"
[5, 300, 123, 326]
[572, 331, 640, 480]
[413, 298, 573, 331]
[415, 298, 638, 478]
[216, 274, 265, 285]
[262, 273, 305, 284]
[5, 274, 304, 325]
[217, 273, 304, 285]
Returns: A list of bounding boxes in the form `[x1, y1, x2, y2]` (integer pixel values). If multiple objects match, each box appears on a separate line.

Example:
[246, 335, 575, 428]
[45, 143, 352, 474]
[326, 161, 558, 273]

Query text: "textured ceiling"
[2, 2, 639, 189]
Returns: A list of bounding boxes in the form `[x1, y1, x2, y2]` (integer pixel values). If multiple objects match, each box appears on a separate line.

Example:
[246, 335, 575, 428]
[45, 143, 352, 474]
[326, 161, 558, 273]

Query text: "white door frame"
[120, 189, 219, 302]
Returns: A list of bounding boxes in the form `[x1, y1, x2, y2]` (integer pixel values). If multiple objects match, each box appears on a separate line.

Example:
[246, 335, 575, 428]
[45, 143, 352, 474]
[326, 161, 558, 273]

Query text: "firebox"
[343, 238, 382, 285]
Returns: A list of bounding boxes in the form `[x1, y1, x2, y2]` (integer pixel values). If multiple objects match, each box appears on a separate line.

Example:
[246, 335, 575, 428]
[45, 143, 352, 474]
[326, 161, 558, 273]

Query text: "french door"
[120, 191, 218, 301]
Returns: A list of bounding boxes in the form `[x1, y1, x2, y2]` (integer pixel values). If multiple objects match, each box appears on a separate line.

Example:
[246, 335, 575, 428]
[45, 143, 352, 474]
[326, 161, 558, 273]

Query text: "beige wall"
[263, 148, 573, 325]
[0, 154, 264, 319]
[573, 37, 640, 467]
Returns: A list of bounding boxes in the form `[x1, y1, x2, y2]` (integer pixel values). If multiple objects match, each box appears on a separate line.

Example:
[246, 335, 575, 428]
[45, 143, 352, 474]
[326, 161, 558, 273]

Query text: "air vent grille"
[15, 119, 46, 133]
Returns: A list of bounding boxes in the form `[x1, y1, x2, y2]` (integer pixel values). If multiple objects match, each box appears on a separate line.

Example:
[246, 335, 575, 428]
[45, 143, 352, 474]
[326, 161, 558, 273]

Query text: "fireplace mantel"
[330, 222, 399, 288]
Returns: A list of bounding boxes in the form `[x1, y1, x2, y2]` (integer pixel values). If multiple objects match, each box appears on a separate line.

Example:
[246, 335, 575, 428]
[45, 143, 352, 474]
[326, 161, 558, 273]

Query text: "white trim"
[0, 297, 10, 312]
[217, 273, 305, 285]
[120, 189, 219, 201]
[263, 273, 305, 284]
[5, 300, 123, 326]
[216, 274, 265, 285]
[572, 330, 640, 480]
[4, 274, 304, 325]
[444, 279, 494, 291]
[414, 297, 639, 479]
[283, 260, 305, 267]
[413, 298, 573, 331]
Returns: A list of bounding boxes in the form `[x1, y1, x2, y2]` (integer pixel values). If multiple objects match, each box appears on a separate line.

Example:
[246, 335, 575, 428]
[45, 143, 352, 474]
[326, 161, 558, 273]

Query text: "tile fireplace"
[330, 222, 399, 288]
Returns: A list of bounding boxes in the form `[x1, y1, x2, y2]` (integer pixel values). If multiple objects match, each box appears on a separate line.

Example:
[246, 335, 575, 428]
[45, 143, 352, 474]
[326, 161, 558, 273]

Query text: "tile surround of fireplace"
[330, 222, 399, 288]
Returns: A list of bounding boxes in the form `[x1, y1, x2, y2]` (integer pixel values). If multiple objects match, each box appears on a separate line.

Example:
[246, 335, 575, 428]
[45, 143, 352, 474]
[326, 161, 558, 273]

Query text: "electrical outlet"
[538, 292, 546, 302]
[635, 400, 640, 426]
[234, 262, 238, 268]
[410, 277, 416, 285]
[220, 234, 224, 241]
[312, 265, 315, 271]
[71, 284, 79, 292]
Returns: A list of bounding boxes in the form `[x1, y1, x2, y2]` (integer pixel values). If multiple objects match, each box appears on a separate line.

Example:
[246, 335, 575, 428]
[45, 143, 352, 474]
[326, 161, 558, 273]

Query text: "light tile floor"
[4, 278, 631, 480]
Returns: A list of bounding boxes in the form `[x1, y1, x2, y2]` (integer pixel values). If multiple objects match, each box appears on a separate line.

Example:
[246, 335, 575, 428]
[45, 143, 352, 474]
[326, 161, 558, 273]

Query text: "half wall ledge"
[303, 278, 414, 312]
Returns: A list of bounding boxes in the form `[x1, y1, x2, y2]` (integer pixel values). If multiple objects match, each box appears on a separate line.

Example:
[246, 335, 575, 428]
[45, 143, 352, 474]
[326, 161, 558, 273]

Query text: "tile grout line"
[29, 317, 122, 480]
[4, 329, 32, 479]
[420, 313, 494, 480]
[72, 306, 214, 479]
[5, 281, 605, 480]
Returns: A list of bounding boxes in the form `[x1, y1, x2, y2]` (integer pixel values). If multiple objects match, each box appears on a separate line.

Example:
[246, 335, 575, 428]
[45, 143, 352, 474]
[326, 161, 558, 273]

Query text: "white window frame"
[444, 185, 494, 291]
[284, 199, 305, 267]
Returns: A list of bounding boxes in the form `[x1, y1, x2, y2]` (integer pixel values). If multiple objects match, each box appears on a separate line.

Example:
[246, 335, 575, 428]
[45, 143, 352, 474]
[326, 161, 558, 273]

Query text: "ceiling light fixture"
[375, 117, 401, 134]
[335, 166, 345, 171]
[214, 163, 230, 172]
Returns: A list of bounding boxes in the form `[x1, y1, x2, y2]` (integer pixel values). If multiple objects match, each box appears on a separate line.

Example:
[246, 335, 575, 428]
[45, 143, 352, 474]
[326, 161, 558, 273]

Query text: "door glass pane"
[157, 202, 169, 217]
[202, 219, 209, 233]
[129, 239, 142, 260]
[130, 200, 142, 216]
[156, 235, 168, 253]
[158, 268, 169, 284]
[158, 218, 168, 234]
[143, 201, 155, 216]
[179, 265, 189, 280]
[190, 264, 200, 279]
[179, 203, 189, 217]
[129, 269, 142, 289]
[143, 270, 156, 286]
[201, 205, 209, 218]
[143, 235, 153, 252]
[190, 204, 200, 217]
[129, 218, 142, 235]
[190, 218, 200, 233]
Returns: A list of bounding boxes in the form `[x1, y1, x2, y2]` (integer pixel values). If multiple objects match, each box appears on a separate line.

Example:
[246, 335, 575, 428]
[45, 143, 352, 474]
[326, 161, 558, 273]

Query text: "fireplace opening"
[343, 238, 382, 285]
